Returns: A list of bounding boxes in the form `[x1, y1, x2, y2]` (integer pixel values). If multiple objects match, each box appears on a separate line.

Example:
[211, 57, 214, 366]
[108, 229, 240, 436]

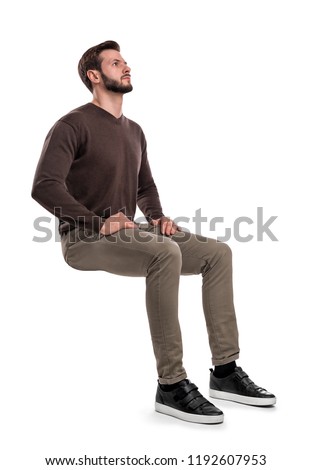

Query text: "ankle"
[159, 379, 188, 391]
[213, 361, 236, 378]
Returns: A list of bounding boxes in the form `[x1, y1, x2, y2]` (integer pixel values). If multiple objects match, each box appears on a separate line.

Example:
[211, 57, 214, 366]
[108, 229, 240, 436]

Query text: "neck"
[92, 90, 123, 118]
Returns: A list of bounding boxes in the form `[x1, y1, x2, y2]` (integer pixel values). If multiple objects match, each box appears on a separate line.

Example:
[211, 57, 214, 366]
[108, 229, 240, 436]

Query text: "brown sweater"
[32, 103, 164, 233]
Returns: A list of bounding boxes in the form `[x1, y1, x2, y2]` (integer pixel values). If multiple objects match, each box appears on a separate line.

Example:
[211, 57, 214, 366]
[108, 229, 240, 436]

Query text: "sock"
[159, 379, 188, 391]
[213, 361, 236, 378]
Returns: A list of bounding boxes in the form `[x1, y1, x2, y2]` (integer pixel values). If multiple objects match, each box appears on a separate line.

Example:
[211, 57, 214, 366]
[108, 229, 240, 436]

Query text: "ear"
[86, 70, 101, 86]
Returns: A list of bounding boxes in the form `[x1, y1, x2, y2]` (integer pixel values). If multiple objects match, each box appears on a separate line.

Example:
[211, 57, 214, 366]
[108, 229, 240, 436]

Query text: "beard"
[100, 71, 133, 94]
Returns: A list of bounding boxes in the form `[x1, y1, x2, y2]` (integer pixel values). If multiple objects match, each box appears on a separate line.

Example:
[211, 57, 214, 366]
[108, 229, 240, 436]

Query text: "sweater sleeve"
[31, 120, 103, 233]
[137, 133, 164, 221]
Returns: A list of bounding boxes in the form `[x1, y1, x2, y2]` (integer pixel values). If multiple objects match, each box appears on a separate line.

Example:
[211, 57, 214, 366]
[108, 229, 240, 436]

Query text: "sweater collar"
[88, 102, 124, 123]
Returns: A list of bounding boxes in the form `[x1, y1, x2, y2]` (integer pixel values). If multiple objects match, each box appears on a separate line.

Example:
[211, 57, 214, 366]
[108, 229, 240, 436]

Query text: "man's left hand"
[151, 216, 179, 236]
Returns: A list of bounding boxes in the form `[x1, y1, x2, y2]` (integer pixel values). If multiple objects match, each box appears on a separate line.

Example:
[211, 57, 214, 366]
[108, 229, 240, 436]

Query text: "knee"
[209, 240, 232, 266]
[156, 238, 182, 264]
[217, 242, 232, 257]
[214, 242, 232, 266]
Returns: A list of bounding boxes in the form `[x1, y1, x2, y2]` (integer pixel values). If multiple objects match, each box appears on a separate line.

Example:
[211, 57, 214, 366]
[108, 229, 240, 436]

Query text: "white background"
[1, 1, 310, 469]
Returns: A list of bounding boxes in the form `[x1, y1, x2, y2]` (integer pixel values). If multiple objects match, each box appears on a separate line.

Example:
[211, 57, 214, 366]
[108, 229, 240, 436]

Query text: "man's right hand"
[99, 212, 137, 236]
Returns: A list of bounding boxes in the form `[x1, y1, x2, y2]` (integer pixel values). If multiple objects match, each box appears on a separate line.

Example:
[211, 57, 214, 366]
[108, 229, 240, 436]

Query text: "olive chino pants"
[61, 224, 240, 385]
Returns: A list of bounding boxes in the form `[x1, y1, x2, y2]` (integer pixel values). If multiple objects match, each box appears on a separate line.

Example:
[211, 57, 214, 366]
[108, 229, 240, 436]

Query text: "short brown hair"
[78, 40, 121, 92]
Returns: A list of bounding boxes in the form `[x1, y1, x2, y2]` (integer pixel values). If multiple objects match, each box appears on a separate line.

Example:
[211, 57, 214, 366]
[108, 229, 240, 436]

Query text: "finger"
[124, 221, 136, 229]
[165, 221, 174, 236]
[160, 221, 167, 235]
[166, 222, 172, 236]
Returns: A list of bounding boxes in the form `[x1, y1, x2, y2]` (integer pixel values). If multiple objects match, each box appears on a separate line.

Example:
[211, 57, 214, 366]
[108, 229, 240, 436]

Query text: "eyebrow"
[109, 58, 128, 65]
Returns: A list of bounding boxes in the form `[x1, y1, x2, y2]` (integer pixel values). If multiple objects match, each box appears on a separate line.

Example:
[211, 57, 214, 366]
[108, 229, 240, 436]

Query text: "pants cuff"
[212, 352, 240, 366]
[158, 372, 188, 385]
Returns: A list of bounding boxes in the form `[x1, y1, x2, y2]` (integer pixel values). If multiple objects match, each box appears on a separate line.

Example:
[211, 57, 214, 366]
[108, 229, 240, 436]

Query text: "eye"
[112, 61, 118, 66]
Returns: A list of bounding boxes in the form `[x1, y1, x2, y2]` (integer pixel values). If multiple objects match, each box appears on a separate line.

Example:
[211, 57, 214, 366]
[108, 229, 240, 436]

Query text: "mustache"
[121, 74, 131, 79]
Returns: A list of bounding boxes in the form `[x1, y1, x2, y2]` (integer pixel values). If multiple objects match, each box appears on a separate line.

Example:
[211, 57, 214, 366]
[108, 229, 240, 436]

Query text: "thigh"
[61, 226, 178, 276]
[171, 229, 226, 275]
[141, 224, 221, 275]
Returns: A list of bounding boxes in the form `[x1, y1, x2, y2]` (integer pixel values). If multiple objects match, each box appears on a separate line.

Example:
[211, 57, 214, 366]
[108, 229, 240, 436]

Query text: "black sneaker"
[209, 367, 276, 406]
[155, 379, 224, 424]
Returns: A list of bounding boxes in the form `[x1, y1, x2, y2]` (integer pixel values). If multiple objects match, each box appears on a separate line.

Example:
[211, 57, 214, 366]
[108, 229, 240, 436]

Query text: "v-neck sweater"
[32, 103, 164, 233]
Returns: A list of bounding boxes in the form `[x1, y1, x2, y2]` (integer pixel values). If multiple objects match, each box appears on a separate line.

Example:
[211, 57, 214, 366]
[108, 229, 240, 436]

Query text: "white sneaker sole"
[209, 389, 276, 406]
[155, 402, 224, 424]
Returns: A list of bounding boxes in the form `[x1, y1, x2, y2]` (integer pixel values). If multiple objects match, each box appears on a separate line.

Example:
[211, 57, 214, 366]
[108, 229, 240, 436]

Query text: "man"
[32, 41, 276, 424]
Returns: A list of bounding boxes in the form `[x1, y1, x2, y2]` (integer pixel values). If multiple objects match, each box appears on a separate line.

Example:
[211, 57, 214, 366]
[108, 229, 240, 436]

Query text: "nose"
[123, 63, 131, 74]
